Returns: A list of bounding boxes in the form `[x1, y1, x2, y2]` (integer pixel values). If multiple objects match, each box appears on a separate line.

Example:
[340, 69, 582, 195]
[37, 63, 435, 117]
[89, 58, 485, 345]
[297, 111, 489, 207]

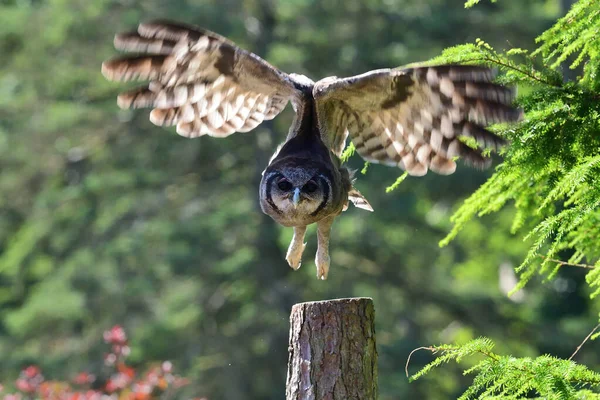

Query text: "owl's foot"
[286, 226, 307, 270]
[286, 241, 306, 270]
[315, 249, 330, 280]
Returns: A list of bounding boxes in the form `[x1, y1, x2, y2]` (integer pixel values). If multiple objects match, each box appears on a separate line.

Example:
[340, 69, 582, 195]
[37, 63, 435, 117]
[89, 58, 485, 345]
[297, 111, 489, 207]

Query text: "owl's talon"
[315, 250, 330, 280]
[286, 242, 306, 270]
[286, 226, 307, 271]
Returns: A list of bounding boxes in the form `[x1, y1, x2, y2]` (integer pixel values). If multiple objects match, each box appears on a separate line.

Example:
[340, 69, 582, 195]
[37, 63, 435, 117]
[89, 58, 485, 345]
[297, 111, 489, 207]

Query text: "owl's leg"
[315, 216, 335, 280]
[286, 226, 307, 270]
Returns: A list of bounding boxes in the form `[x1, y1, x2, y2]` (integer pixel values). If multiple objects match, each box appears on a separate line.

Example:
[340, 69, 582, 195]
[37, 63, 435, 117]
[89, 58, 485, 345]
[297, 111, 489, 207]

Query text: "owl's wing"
[313, 65, 521, 176]
[102, 20, 297, 138]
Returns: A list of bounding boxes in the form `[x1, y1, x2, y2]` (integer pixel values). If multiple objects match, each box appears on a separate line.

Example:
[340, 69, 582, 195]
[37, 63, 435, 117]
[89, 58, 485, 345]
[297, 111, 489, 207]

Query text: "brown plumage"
[102, 20, 521, 279]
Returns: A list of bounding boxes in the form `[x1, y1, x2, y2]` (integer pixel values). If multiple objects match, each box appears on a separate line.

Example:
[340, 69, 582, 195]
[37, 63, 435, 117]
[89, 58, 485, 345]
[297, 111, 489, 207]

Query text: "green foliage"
[409, 0, 600, 397]
[465, 0, 498, 8]
[534, 0, 600, 88]
[410, 0, 600, 293]
[341, 142, 356, 163]
[410, 338, 600, 399]
[385, 172, 409, 193]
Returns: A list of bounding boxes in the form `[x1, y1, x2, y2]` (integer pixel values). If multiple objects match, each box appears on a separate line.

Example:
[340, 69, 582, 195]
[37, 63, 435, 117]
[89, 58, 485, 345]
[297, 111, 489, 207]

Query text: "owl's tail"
[347, 186, 373, 212]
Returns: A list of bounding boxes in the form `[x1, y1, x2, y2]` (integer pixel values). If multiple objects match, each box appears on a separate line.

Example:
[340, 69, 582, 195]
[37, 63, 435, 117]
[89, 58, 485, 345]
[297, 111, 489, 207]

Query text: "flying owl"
[101, 20, 520, 279]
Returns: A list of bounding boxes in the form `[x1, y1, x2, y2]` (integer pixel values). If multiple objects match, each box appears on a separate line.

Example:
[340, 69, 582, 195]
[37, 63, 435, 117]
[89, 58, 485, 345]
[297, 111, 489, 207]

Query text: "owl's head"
[260, 165, 332, 227]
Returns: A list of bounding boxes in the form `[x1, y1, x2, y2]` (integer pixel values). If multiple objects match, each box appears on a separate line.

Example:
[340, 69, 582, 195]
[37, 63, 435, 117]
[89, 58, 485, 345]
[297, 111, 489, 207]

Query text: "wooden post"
[286, 298, 378, 400]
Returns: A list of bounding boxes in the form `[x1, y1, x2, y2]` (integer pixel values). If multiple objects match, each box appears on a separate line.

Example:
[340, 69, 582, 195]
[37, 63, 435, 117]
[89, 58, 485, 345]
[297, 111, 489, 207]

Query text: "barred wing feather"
[102, 20, 296, 138]
[314, 65, 521, 176]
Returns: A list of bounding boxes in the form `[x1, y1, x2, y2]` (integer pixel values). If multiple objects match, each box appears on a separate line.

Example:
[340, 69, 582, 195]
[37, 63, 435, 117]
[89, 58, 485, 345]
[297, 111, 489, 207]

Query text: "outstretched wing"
[102, 20, 297, 138]
[313, 66, 521, 176]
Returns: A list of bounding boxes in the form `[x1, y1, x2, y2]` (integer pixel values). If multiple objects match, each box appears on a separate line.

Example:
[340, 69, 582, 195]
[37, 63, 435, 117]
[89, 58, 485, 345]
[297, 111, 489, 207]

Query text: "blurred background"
[1, 0, 597, 398]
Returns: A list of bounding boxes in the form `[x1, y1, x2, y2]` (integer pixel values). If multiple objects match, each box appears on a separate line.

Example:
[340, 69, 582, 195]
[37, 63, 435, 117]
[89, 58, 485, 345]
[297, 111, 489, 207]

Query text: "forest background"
[0, 0, 597, 399]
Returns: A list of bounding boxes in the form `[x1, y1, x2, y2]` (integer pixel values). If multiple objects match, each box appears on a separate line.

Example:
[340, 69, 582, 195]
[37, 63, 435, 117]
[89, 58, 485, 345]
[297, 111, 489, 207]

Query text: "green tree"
[407, 0, 600, 397]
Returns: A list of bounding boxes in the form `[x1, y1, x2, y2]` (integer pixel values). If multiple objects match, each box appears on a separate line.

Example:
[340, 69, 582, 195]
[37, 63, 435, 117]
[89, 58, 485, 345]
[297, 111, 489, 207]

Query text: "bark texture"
[286, 298, 378, 400]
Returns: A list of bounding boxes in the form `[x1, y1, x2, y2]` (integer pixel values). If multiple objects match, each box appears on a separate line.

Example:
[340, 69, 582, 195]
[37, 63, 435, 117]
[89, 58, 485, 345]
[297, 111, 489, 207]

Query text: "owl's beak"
[292, 188, 301, 209]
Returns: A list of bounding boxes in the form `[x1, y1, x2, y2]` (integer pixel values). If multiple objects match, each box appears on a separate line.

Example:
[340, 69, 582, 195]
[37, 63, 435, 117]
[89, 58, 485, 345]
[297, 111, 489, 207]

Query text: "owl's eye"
[303, 180, 318, 193]
[277, 179, 293, 191]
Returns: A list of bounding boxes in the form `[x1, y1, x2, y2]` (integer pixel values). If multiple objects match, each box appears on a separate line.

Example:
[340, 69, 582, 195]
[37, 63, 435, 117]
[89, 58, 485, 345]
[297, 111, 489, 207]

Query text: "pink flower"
[82, 390, 103, 400]
[73, 372, 96, 386]
[22, 366, 40, 380]
[0, 325, 199, 399]
[104, 353, 117, 366]
[14, 380, 34, 394]
[103, 325, 127, 346]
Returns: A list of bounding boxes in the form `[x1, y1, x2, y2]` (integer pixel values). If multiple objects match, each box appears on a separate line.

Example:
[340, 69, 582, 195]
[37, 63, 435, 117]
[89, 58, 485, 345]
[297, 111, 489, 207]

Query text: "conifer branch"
[476, 55, 562, 87]
[569, 323, 600, 361]
[410, 338, 600, 398]
[541, 256, 596, 270]
[341, 142, 356, 163]
[386, 172, 409, 193]
[440, 0, 600, 294]
[405, 346, 435, 377]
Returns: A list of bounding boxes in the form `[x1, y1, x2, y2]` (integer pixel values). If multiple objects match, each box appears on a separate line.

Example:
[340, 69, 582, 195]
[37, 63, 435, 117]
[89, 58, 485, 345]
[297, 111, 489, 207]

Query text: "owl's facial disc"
[260, 168, 331, 226]
[272, 174, 324, 216]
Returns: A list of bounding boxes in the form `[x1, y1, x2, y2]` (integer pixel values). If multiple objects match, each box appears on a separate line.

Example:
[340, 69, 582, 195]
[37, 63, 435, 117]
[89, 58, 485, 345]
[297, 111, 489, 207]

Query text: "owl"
[102, 20, 520, 279]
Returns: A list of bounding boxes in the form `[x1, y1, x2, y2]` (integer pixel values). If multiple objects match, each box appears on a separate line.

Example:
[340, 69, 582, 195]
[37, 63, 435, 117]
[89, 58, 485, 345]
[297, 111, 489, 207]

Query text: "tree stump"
[286, 298, 378, 400]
